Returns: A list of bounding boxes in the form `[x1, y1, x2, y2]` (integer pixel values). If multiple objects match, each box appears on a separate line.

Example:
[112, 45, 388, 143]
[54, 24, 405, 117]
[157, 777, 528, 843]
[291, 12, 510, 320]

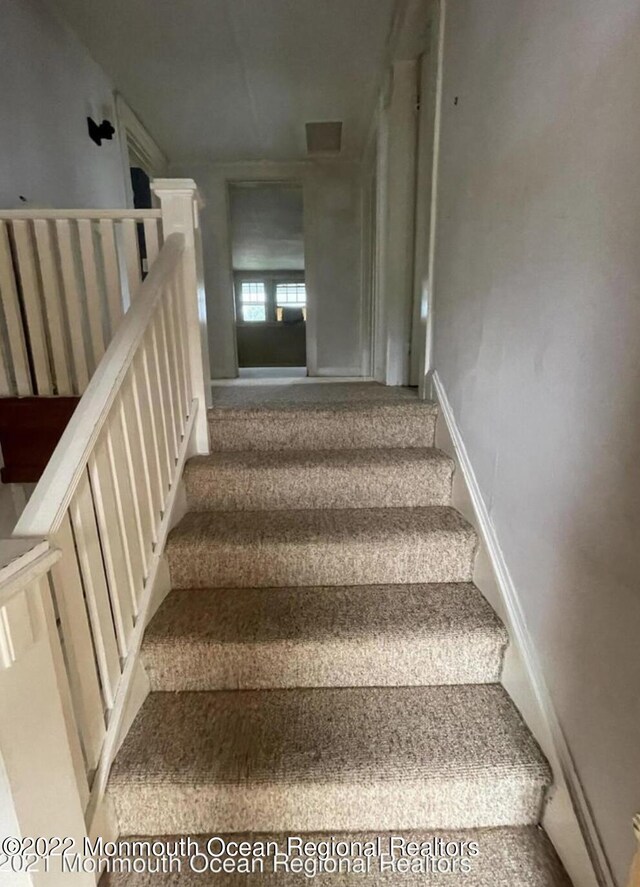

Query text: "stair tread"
[166, 507, 477, 589]
[169, 505, 474, 546]
[144, 582, 505, 647]
[186, 446, 451, 471]
[101, 827, 571, 886]
[209, 382, 435, 414]
[110, 685, 549, 788]
[184, 448, 454, 510]
[143, 583, 507, 691]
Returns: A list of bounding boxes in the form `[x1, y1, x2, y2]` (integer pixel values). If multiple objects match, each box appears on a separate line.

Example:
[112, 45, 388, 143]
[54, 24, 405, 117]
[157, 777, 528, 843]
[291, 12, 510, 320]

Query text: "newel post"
[151, 179, 211, 455]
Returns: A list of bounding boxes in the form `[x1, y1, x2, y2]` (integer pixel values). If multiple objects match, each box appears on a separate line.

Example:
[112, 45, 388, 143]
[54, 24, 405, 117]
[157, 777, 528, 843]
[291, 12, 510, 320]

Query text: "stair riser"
[167, 534, 476, 589]
[110, 778, 547, 836]
[185, 461, 453, 511]
[208, 410, 436, 452]
[144, 636, 505, 691]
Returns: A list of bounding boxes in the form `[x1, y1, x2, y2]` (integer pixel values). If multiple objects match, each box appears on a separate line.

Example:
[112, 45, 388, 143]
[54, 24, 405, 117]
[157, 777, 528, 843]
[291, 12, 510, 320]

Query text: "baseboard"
[431, 370, 613, 887]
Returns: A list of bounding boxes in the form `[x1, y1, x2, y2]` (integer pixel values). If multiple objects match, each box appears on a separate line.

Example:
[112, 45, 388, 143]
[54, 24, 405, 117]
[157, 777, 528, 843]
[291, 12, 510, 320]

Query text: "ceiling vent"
[305, 121, 342, 155]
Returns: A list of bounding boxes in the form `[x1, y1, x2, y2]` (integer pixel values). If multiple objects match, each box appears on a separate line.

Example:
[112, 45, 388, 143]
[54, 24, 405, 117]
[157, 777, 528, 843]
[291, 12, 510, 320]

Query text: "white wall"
[0, 0, 128, 209]
[432, 2, 640, 883]
[175, 160, 364, 378]
[230, 183, 304, 271]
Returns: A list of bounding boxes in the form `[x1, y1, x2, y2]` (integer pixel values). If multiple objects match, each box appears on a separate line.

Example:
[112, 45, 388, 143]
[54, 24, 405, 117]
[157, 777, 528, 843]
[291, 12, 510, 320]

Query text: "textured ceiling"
[52, 0, 399, 162]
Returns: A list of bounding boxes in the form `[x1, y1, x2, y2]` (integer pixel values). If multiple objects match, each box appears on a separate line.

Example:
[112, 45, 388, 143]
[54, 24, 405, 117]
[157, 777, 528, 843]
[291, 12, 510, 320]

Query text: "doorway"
[229, 182, 307, 377]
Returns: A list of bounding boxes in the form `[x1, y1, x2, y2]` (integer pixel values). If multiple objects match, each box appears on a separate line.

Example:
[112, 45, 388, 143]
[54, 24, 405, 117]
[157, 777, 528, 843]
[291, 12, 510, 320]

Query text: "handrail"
[0, 208, 161, 219]
[14, 233, 185, 538]
[0, 538, 59, 610]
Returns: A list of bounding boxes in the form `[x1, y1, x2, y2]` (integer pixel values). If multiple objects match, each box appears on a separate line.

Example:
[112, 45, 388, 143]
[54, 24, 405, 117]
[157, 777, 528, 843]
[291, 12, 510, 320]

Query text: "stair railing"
[0, 181, 210, 866]
[0, 207, 164, 397]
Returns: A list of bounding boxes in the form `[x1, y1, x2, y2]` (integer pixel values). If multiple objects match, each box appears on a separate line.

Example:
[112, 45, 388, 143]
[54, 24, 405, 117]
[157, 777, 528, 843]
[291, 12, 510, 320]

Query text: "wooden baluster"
[99, 219, 124, 336]
[50, 516, 106, 772]
[69, 472, 121, 711]
[172, 275, 193, 410]
[88, 433, 135, 657]
[140, 326, 170, 501]
[164, 283, 187, 438]
[143, 218, 160, 267]
[154, 299, 179, 464]
[119, 376, 155, 567]
[130, 352, 163, 537]
[121, 219, 141, 306]
[57, 220, 90, 393]
[105, 423, 145, 614]
[148, 310, 175, 477]
[13, 220, 52, 395]
[33, 220, 73, 395]
[78, 220, 106, 370]
[0, 221, 32, 394]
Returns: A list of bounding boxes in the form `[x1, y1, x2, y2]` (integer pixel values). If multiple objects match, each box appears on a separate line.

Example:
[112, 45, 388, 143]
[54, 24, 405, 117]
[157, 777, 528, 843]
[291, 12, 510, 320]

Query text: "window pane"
[276, 282, 306, 306]
[240, 281, 266, 303]
[242, 304, 266, 322]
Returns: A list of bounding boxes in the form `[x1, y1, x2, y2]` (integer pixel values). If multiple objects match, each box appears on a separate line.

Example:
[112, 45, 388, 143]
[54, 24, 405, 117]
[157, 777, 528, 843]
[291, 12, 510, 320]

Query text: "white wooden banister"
[15, 233, 185, 537]
[0, 180, 212, 863]
[0, 207, 164, 397]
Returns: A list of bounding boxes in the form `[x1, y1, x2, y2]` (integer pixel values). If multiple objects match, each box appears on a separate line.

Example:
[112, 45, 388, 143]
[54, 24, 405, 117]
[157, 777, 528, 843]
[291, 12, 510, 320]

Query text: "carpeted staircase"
[105, 383, 571, 885]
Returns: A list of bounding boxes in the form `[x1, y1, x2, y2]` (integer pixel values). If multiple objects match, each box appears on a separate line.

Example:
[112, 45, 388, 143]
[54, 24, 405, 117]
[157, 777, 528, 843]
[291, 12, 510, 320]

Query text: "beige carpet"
[102, 827, 570, 887]
[184, 448, 453, 511]
[107, 383, 571, 885]
[208, 384, 437, 451]
[109, 685, 549, 834]
[142, 583, 507, 690]
[166, 506, 477, 588]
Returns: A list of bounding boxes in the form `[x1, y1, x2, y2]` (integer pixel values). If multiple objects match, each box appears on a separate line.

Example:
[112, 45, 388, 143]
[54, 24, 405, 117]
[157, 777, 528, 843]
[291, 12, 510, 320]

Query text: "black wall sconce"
[88, 117, 115, 146]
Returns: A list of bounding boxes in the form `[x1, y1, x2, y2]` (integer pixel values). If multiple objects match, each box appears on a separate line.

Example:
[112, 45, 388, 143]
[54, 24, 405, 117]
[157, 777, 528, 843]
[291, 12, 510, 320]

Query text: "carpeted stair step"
[208, 384, 437, 451]
[166, 506, 477, 588]
[108, 685, 551, 835]
[101, 827, 571, 886]
[184, 448, 453, 511]
[142, 583, 507, 691]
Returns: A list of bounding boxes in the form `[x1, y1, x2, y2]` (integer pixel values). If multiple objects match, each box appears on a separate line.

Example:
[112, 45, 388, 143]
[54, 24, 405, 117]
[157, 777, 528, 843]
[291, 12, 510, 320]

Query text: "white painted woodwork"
[56, 218, 91, 392]
[3, 181, 210, 843]
[99, 218, 125, 333]
[70, 470, 122, 710]
[78, 219, 106, 368]
[122, 218, 141, 306]
[0, 222, 32, 394]
[50, 515, 106, 772]
[0, 539, 93, 887]
[152, 180, 211, 452]
[13, 220, 53, 395]
[33, 220, 73, 395]
[0, 209, 159, 396]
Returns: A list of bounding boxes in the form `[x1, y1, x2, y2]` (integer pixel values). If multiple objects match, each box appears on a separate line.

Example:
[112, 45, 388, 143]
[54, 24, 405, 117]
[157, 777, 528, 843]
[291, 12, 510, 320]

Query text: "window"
[276, 282, 306, 321]
[235, 274, 306, 323]
[239, 281, 267, 322]
[276, 283, 306, 306]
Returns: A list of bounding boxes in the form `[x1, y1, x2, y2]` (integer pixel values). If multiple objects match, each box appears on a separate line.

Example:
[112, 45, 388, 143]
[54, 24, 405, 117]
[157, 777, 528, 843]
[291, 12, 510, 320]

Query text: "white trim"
[432, 370, 612, 887]
[422, 0, 446, 390]
[116, 94, 167, 176]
